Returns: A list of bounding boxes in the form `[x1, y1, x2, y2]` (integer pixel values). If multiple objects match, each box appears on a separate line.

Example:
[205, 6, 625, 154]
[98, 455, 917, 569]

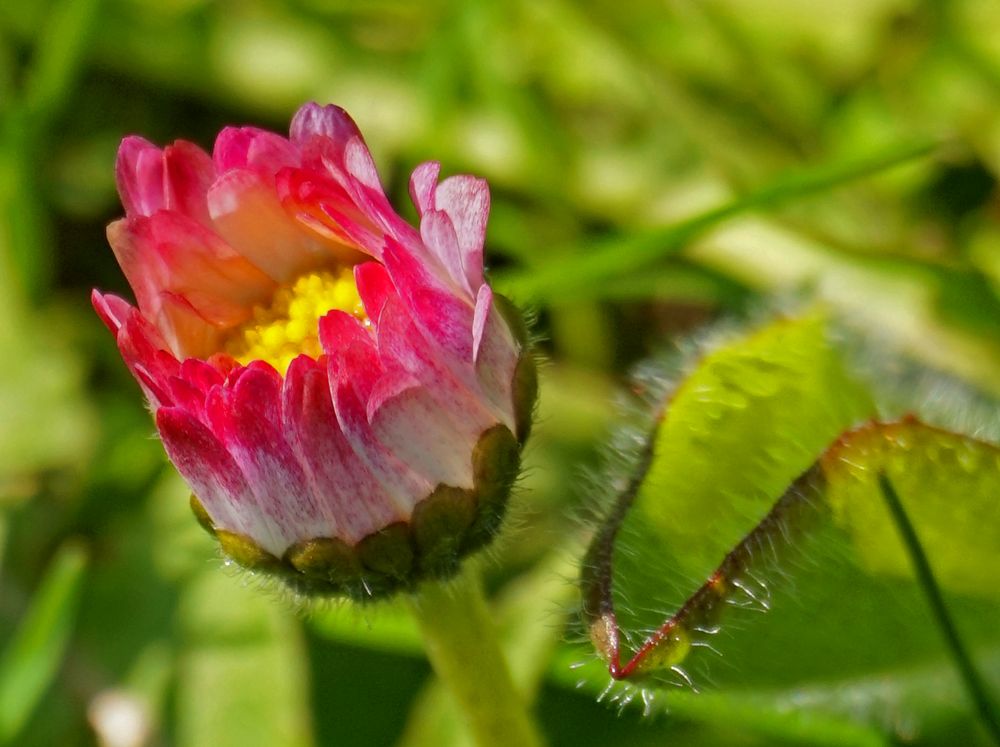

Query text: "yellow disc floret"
[225, 268, 367, 375]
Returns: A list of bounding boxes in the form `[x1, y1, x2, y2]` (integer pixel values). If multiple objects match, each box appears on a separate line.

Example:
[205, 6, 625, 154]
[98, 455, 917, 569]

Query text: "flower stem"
[878, 474, 1000, 746]
[407, 564, 546, 747]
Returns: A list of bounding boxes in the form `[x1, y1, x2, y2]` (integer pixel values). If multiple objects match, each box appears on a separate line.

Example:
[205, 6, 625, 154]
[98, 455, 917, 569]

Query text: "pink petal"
[276, 167, 383, 258]
[91, 290, 133, 334]
[472, 283, 492, 363]
[208, 365, 324, 555]
[107, 212, 275, 340]
[342, 137, 383, 193]
[157, 406, 263, 542]
[375, 297, 497, 432]
[282, 357, 399, 543]
[115, 311, 179, 407]
[328, 366, 431, 517]
[318, 309, 372, 357]
[354, 261, 395, 322]
[364, 368, 420, 423]
[290, 102, 362, 147]
[178, 357, 225, 397]
[213, 126, 299, 175]
[207, 169, 330, 281]
[284, 104, 422, 258]
[116, 136, 164, 217]
[420, 209, 473, 298]
[162, 141, 216, 226]
[154, 291, 225, 360]
[381, 237, 474, 362]
[369, 384, 477, 488]
[163, 358, 226, 424]
[408, 161, 440, 216]
[335, 339, 383, 407]
[434, 175, 488, 290]
[473, 289, 520, 424]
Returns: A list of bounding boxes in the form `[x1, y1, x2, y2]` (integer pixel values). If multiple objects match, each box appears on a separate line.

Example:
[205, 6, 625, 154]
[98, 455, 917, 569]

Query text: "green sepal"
[492, 293, 530, 347]
[357, 521, 414, 581]
[412, 486, 477, 578]
[464, 424, 520, 552]
[511, 353, 538, 444]
[216, 530, 284, 574]
[493, 293, 538, 444]
[189, 494, 216, 536]
[284, 536, 360, 586]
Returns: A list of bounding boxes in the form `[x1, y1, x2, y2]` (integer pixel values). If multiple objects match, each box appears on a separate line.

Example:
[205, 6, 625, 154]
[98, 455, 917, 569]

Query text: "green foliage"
[0, 542, 87, 745]
[0, 0, 998, 745]
[581, 314, 1000, 743]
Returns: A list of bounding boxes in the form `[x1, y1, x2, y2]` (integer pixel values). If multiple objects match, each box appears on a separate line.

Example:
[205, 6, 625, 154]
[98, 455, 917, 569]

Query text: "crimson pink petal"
[381, 237, 474, 362]
[328, 367, 430, 517]
[338, 340, 383, 406]
[408, 161, 440, 216]
[209, 365, 326, 554]
[179, 357, 225, 393]
[107, 212, 275, 343]
[420, 209, 473, 298]
[354, 261, 396, 323]
[434, 174, 488, 291]
[91, 290, 133, 334]
[370, 384, 477, 488]
[116, 136, 165, 218]
[162, 141, 216, 226]
[213, 126, 299, 175]
[282, 357, 399, 543]
[375, 297, 498, 433]
[208, 169, 333, 280]
[276, 167, 382, 257]
[317, 309, 372, 357]
[115, 311, 179, 407]
[157, 406, 263, 541]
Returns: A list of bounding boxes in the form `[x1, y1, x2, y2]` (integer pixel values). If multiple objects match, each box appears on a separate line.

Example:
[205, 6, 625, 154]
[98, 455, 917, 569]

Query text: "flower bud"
[94, 103, 535, 600]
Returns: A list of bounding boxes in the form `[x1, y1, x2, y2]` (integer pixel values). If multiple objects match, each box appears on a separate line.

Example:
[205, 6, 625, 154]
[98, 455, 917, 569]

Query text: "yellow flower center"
[225, 268, 367, 374]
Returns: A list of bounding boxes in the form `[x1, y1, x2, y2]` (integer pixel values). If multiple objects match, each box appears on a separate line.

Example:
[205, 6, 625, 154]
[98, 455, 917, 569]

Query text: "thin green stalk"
[495, 140, 937, 303]
[877, 474, 1000, 746]
[0, 541, 88, 745]
[407, 565, 545, 747]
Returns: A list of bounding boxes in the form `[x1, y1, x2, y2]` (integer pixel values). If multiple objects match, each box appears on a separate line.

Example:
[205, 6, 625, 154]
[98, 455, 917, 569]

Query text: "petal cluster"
[94, 103, 535, 598]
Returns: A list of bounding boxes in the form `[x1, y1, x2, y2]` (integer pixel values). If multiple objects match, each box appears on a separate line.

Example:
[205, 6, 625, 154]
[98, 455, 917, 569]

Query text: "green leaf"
[0, 541, 87, 745]
[582, 312, 874, 671]
[826, 421, 1000, 597]
[580, 313, 1000, 743]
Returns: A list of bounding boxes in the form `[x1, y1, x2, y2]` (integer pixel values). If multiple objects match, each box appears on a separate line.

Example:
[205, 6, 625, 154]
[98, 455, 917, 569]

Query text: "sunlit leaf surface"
[581, 314, 1000, 743]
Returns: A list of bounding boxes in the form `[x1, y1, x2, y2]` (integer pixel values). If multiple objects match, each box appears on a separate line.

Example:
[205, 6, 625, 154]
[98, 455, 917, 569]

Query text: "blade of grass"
[0, 0, 100, 298]
[0, 541, 88, 745]
[877, 474, 1000, 746]
[21, 0, 100, 121]
[494, 140, 937, 304]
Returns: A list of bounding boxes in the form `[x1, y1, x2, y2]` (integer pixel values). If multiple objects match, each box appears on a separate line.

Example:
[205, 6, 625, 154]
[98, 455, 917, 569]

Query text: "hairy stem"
[878, 474, 1000, 746]
[407, 565, 545, 747]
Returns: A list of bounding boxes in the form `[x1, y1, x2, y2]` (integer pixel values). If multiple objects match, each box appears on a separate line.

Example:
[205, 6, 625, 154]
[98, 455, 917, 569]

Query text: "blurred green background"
[1, 0, 999, 745]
